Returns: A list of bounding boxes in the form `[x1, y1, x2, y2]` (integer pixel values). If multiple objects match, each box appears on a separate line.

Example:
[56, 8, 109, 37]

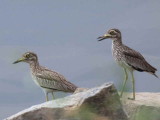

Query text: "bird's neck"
[112, 38, 123, 46]
[29, 60, 40, 73]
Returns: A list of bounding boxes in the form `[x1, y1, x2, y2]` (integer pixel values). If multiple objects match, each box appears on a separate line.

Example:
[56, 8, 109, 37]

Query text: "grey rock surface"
[5, 83, 128, 120]
[122, 93, 160, 120]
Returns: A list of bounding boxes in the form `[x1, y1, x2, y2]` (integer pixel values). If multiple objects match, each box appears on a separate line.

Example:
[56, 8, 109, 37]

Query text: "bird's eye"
[110, 31, 115, 35]
[25, 54, 30, 58]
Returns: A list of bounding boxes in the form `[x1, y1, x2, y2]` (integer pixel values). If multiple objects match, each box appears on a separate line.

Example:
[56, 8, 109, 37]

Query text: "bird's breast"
[31, 73, 41, 87]
[112, 44, 131, 69]
[112, 46, 123, 61]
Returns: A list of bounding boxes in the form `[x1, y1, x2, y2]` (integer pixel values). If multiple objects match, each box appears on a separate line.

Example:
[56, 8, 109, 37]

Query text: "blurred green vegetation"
[133, 106, 160, 120]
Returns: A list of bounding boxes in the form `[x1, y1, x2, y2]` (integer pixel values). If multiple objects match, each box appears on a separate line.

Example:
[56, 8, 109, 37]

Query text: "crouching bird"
[98, 28, 158, 100]
[13, 52, 77, 101]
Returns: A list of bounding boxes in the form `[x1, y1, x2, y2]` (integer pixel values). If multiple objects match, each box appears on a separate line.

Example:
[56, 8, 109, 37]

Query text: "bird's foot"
[128, 97, 135, 100]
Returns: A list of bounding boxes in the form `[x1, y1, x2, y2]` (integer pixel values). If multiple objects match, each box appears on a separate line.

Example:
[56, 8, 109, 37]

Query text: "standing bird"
[98, 28, 158, 100]
[13, 52, 77, 101]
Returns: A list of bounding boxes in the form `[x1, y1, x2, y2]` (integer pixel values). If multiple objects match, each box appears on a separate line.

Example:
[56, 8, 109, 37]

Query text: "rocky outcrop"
[5, 83, 160, 120]
[5, 83, 128, 120]
[122, 93, 160, 120]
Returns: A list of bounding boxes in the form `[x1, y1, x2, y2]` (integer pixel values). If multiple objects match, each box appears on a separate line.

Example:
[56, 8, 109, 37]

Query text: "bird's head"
[97, 28, 121, 41]
[13, 52, 38, 64]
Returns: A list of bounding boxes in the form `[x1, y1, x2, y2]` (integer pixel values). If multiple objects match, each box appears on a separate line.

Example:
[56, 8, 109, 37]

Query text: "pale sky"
[1, 0, 160, 119]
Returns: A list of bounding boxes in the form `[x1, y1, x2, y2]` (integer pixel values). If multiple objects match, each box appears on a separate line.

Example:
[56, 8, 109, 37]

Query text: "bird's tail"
[146, 63, 159, 78]
[153, 73, 159, 78]
[150, 72, 159, 79]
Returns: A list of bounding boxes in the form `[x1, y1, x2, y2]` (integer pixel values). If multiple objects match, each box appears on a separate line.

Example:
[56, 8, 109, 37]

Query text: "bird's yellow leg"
[45, 92, 49, 101]
[51, 92, 54, 100]
[120, 68, 128, 97]
[128, 71, 135, 100]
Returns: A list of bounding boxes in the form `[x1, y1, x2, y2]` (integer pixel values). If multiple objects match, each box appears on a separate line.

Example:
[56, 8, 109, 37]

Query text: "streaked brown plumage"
[98, 28, 158, 100]
[13, 52, 77, 101]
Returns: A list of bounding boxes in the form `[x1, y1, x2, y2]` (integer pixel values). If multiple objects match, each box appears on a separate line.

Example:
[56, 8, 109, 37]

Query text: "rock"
[122, 93, 160, 120]
[74, 87, 88, 93]
[5, 83, 128, 120]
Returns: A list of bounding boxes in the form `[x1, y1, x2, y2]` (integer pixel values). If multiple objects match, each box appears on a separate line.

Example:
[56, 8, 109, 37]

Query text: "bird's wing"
[122, 45, 157, 72]
[35, 68, 77, 92]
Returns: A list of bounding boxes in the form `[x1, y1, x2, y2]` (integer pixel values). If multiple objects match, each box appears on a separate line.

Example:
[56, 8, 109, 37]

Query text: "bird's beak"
[97, 34, 111, 41]
[13, 57, 26, 64]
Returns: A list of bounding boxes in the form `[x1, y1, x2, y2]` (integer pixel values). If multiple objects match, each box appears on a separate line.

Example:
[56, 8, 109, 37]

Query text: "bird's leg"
[51, 92, 54, 100]
[128, 71, 135, 100]
[120, 68, 128, 97]
[45, 92, 49, 101]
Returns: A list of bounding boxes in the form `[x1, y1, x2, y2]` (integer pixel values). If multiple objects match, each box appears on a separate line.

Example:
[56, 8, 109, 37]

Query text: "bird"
[13, 52, 78, 101]
[97, 28, 158, 100]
